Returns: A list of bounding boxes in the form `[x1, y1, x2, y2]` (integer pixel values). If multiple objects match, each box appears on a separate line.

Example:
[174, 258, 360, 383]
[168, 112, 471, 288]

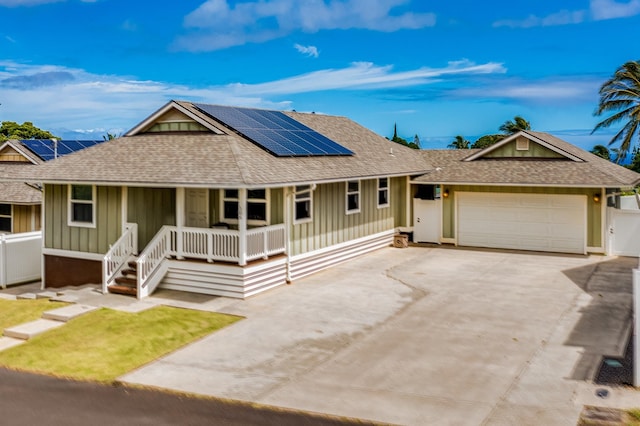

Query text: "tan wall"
[13, 204, 40, 233]
[44, 184, 122, 254]
[290, 178, 401, 256]
[441, 185, 603, 248]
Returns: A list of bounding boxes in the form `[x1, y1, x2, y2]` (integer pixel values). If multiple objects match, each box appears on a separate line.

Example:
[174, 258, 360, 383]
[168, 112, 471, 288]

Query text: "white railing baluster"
[102, 223, 138, 293]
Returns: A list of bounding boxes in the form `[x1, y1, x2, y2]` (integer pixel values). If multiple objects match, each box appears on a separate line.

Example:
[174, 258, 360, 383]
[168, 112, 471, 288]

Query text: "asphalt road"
[0, 368, 376, 426]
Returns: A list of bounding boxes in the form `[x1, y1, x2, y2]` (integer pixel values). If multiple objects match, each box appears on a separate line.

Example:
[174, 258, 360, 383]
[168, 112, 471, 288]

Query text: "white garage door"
[457, 192, 586, 254]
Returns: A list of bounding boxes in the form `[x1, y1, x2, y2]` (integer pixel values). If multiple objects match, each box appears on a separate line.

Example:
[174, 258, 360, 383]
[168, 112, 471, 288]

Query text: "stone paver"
[4, 319, 65, 340]
[0, 336, 24, 351]
[42, 304, 99, 322]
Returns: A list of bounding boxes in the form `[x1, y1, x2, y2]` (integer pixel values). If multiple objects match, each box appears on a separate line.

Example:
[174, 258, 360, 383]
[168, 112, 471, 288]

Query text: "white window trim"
[220, 188, 270, 226]
[377, 177, 390, 209]
[68, 184, 96, 228]
[294, 185, 313, 224]
[346, 180, 360, 215]
[0, 204, 12, 233]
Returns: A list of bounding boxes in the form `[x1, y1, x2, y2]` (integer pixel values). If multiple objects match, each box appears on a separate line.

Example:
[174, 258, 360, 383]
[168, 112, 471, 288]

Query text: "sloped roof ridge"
[521, 130, 590, 161]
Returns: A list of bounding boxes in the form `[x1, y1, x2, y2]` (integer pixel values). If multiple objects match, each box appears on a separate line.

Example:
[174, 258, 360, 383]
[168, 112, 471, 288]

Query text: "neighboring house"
[413, 130, 640, 255]
[0, 139, 104, 234]
[0, 138, 105, 288]
[25, 100, 431, 298]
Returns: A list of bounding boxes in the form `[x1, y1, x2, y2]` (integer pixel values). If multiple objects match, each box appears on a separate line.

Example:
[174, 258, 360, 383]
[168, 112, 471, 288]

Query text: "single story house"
[412, 130, 640, 255]
[11, 103, 640, 299]
[22, 100, 432, 298]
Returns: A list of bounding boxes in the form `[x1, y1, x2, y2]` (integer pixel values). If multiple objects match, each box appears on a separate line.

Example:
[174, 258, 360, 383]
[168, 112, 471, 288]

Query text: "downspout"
[285, 187, 291, 283]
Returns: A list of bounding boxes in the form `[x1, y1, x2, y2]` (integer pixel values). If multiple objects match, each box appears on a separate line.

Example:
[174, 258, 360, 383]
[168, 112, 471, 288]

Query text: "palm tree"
[499, 116, 531, 134]
[592, 60, 640, 163]
[590, 144, 611, 160]
[448, 135, 470, 149]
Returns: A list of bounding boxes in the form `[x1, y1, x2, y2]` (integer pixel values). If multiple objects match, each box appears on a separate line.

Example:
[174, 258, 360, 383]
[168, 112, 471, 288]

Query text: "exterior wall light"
[443, 189, 449, 198]
[593, 193, 601, 203]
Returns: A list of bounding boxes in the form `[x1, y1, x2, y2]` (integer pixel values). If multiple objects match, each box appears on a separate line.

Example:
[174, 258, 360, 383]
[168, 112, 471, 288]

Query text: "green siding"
[290, 179, 397, 256]
[127, 187, 175, 249]
[485, 138, 565, 158]
[391, 176, 408, 228]
[44, 184, 122, 254]
[441, 185, 602, 248]
[270, 188, 284, 224]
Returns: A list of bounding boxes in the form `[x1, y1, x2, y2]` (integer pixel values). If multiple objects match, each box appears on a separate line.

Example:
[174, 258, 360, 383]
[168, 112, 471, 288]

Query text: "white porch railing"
[102, 223, 138, 293]
[0, 231, 42, 289]
[137, 224, 286, 298]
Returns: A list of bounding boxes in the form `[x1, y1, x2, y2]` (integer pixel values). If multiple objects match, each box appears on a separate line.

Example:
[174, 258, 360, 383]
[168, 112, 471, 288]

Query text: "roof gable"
[126, 100, 226, 136]
[0, 140, 40, 164]
[464, 131, 585, 162]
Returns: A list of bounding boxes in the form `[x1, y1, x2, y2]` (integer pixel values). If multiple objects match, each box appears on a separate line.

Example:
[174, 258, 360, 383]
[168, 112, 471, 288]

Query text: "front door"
[185, 188, 209, 228]
[413, 198, 441, 243]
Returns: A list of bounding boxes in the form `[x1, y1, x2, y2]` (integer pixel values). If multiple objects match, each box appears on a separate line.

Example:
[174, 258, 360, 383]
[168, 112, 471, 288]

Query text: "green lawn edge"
[0, 305, 242, 383]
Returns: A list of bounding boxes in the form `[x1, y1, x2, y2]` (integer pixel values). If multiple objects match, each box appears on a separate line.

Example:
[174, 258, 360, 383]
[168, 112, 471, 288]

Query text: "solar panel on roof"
[193, 103, 353, 157]
[20, 139, 104, 161]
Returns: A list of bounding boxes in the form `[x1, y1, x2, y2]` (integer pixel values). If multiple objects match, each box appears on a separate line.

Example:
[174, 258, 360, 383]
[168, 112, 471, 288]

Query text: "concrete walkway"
[106, 246, 637, 426]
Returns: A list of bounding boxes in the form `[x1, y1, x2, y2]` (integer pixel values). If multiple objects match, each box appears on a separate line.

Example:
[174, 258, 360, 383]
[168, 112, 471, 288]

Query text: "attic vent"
[516, 138, 529, 151]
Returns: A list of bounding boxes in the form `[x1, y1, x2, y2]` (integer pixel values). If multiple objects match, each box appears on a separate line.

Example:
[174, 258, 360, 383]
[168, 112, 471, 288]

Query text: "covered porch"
[103, 186, 288, 299]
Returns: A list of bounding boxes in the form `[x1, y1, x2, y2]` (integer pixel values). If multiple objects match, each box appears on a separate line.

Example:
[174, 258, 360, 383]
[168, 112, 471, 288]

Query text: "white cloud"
[493, 0, 640, 28]
[227, 60, 506, 96]
[294, 44, 319, 58]
[174, 0, 436, 51]
[0, 0, 63, 5]
[590, 0, 640, 20]
[493, 9, 586, 28]
[0, 59, 505, 134]
[449, 77, 599, 104]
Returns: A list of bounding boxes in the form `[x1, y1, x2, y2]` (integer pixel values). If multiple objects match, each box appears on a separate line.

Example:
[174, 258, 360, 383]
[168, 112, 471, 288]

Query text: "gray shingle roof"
[415, 131, 640, 188]
[9, 102, 432, 187]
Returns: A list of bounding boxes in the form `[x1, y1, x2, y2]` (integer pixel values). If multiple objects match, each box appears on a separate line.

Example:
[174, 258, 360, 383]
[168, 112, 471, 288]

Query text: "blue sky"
[0, 0, 638, 152]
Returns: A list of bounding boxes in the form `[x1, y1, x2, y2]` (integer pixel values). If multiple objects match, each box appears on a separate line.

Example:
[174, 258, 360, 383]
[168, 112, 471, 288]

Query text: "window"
[346, 180, 360, 214]
[294, 185, 312, 223]
[222, 188, 268, 224]
[68, 185, 95, 227]
[0, 204, 11, 232]
[377, 178, 389, 208]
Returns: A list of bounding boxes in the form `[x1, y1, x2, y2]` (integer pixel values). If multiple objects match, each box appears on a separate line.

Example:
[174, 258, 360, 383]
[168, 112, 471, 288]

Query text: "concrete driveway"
[120, 246, 636, 426]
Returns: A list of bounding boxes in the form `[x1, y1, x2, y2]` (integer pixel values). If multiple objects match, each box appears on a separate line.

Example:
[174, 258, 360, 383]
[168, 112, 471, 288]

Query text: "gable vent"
[516, 138, 529, 151]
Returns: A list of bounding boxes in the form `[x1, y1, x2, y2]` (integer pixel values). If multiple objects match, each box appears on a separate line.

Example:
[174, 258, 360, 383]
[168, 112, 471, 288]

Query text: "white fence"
[608, 207, 640, 257]
[0, 231, 42, 289]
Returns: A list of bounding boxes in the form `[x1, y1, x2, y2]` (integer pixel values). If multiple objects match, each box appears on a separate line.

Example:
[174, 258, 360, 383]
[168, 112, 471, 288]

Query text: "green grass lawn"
[0, 299, 68, 330]
[0, 305, 242, 382]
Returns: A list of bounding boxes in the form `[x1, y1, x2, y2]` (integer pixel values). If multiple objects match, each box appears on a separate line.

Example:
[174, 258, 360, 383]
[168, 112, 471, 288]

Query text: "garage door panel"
[457, 192, 586, 254]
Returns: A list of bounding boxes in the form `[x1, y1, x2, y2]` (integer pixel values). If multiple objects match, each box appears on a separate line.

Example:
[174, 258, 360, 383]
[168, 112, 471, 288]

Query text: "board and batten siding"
[484, 137, 565, 159]
[290, 178, 402, 256]
[44, 184, 122, 254]
[441, 185, 602, 248]
[127, 187, 175, 249]
[13, 204, 40, 233]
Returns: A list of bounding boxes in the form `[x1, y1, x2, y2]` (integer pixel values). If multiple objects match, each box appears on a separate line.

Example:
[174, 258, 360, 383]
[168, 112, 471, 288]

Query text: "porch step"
[108, 284, 137, 296]
[121, 268, 137, 277]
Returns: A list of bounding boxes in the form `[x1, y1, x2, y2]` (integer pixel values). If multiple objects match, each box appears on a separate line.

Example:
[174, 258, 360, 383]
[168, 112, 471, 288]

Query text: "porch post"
[239, 188, 247, 266]
[176, 187, 185, 260]
[121, 186, 128, 234]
